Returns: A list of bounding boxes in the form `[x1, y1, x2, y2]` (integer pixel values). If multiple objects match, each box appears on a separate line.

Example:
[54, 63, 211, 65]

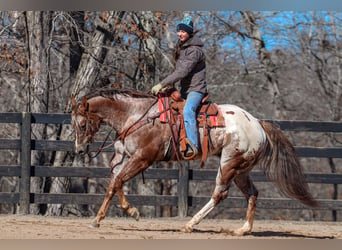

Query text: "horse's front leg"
[90, 180, 116, 228]
[114, 154, 150, 220]
[91, 126, 164, 227]
[116, 188, 140, 221]
[90, 143, 127, 228]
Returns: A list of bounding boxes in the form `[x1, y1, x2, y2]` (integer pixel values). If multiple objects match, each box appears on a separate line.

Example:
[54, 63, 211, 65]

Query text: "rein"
[87, 127, 114, 159]
[118, 98, 159, 139]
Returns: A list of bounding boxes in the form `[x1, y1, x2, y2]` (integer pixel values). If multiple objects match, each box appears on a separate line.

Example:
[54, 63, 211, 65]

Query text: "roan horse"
[71, 88, 318, 236]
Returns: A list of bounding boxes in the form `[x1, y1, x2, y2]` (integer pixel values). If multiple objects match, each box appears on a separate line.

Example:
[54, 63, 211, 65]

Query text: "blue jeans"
[183, 91, 204, 149]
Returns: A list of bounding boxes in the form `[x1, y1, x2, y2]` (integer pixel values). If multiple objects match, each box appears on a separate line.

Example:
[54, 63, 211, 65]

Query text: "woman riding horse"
[151, 16, 207, 159]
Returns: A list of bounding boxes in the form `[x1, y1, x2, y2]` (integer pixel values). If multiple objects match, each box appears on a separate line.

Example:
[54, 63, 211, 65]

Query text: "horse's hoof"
[233, 228, 250, 236]
[128, 207, 140, 221]
[181, 224, 193, 233]
[89, 221, 100, 228]
[221, 228, 234, 235]
[132, 211, 140, 221]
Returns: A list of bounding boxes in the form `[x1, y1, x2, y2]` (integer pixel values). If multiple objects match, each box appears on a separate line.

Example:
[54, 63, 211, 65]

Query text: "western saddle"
[158, 89, 225, 167]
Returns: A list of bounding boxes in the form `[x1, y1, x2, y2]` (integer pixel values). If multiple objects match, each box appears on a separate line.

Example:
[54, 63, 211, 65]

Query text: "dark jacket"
[160, 35, 208, 98]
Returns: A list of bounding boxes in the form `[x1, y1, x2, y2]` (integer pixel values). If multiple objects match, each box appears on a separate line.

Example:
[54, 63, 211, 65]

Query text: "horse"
[70, 88, 318, 236]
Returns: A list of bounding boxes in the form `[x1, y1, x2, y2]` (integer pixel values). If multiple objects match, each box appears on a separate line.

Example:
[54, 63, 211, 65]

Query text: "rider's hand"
[151, 83, 163, 95]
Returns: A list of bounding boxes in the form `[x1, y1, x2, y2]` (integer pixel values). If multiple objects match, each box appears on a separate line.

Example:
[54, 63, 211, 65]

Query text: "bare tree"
[25, 11, 53, 214]
[293, 11, 342, 220]
[239, 11, 285, 118]
[46, 11, 126, 216]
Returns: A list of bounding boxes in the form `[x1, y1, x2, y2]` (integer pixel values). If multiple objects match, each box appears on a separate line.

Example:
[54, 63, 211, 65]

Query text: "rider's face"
[177, 30, 190, 42]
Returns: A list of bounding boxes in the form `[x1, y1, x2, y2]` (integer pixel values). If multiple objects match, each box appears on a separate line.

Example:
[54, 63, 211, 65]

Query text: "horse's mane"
[84, 87, 156, 100]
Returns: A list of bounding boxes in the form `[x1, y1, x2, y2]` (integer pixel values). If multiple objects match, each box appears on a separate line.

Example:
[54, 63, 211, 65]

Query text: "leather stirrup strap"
[179, 115, 187, 152]
[200, 114, 209, 168]
[166, 111, 183, 174]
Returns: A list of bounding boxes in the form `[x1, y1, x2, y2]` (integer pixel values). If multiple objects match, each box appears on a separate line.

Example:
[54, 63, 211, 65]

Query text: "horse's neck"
[89, 96, 155, 134]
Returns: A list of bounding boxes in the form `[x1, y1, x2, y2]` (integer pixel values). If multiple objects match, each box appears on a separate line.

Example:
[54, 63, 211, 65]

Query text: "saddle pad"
[206, 103, 225, 127]
[158, 95, 171, 123]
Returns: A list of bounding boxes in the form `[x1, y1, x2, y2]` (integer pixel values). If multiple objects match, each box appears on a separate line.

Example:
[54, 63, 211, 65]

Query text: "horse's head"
[71, 95, 101, 155]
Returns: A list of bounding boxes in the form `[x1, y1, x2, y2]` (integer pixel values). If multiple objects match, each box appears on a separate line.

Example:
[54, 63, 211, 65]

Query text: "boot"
[183, 140, 198, 160]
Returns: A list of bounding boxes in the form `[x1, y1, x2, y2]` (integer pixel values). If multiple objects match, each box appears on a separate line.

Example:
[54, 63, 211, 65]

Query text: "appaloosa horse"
[71, 88, 318, 236]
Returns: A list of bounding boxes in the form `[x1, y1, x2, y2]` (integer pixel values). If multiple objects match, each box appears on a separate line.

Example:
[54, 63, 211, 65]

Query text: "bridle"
[76, 105, 101, 144]
[73, 102, 102, 157]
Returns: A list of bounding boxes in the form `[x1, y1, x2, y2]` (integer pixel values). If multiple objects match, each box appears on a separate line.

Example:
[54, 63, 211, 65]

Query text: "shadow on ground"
[118, 226, 334, 239]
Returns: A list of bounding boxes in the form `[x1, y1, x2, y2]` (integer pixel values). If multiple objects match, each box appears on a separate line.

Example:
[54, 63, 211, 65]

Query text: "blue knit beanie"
[177, 16, 193, 34]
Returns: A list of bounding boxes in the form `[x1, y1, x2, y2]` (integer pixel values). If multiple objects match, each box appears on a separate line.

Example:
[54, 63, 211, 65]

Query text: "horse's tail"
[258, 121, 318, 207]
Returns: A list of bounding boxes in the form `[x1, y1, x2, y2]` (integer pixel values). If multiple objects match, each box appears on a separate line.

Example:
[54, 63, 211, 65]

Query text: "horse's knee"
[107, 190, 114, 197]
[245, 185, 258, 206]
[247, 195, 258, 207]
[121, 200, 129, 210]
[113, 181, 130, 210]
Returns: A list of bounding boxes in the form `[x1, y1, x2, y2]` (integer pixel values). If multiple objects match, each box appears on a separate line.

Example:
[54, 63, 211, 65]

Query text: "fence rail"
[0, 112, 342, 218]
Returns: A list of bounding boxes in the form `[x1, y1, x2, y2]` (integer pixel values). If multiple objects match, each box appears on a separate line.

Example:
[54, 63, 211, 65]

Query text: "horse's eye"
[79, 121, 87, 130]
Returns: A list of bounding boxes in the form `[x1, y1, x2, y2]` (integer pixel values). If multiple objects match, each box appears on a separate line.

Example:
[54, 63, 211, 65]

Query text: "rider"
[151, 16, 208, 158]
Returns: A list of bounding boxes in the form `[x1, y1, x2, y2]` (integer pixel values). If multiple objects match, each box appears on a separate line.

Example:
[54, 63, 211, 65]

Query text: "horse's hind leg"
[183, 197, 217, 232]
[233, 172, 258, 236]
[184, 159, 238, 232]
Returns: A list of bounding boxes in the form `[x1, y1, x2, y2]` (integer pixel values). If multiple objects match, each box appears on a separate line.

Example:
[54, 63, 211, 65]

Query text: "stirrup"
[183, 140, 198, 160]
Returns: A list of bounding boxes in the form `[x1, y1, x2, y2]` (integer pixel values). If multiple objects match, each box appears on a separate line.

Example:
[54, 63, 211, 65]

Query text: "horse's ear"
[71, 94, 77, 109]
[82, 97, 89, 111]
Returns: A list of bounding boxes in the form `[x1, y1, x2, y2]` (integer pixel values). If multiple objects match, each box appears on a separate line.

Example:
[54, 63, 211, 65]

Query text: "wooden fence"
[0, 112, 342, 218]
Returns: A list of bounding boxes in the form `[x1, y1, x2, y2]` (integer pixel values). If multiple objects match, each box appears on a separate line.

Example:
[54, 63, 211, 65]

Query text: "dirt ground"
[0, 214, 341, 239]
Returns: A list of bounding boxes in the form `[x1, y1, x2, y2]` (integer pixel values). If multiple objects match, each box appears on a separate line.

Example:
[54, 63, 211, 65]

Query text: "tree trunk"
[70, 11, 125, 102]
[46, 11, 124, 216]
[25, 11, 52, 214]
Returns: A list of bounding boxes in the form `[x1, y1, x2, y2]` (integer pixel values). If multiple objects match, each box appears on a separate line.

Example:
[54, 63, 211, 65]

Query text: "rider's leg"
[183, 91, 204, 157]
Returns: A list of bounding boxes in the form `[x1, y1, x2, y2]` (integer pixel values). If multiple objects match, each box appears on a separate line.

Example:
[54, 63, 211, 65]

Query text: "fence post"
[178, 162, 189, 217]
[19, 112, 31, 214]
